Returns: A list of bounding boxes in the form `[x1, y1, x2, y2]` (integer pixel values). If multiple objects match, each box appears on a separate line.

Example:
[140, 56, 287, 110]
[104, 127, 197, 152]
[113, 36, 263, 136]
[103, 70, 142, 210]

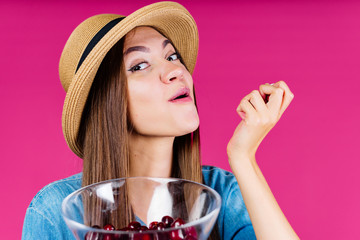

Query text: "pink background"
[1, 0, 359, 239]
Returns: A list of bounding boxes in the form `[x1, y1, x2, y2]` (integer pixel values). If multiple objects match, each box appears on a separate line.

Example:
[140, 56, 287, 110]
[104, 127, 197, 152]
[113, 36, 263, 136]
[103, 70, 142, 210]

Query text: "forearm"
[229, 155, 299, 240]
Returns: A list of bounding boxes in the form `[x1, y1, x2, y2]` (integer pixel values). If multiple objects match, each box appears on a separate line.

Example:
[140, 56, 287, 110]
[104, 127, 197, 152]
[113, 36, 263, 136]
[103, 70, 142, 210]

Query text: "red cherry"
[185, 226, 197, 238]
[102, 224, 115, 240]
[170, 229, 186, 240]
[149, 221, 159, 230]
[156, 222, 165, 231]
[103, 233, 114, 240]
[144, 234, 153, 240]
[171, 218, 185, 228]
[139, 226, 149, 232]
[114, 230, 130, 240]
[96, 215, 194, 240]
[156, 232, 169, 240]
[115, 234, 129, 240]
[115, 227, 130, 239]
[104, 224, 115, 231]
[128, 221, 141, 230]
[161, 216, 174, 228]
[133, 233, 153, 240]
[85, 225, 102, 240]
[85, 231, 101, 240]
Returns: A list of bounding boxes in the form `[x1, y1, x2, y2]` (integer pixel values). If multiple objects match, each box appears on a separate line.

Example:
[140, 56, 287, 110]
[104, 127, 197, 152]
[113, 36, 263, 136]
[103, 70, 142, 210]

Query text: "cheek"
[127, 82, 165, 126]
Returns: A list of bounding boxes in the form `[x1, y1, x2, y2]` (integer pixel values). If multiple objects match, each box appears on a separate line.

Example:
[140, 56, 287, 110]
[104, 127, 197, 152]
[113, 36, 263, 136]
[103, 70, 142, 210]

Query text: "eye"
[167, 52, 182, 61]
[128, 62, 149, 73]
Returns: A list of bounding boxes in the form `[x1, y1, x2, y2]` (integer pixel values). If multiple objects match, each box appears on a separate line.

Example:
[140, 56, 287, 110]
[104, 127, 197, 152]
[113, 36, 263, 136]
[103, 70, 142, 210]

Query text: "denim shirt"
[22, 165, 256, 239]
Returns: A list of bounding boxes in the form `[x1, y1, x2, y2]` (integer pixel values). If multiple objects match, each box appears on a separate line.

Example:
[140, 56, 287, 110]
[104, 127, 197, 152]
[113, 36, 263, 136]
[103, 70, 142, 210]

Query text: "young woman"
[22, 2, 298, 239]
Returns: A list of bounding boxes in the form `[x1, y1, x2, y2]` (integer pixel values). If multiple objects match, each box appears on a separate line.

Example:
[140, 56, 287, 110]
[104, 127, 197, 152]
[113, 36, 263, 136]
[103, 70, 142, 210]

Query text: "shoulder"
[201, 165, 239, 205]
[201, 165, 237, 192]
[22, 173, 82, 239]
[28, 173, 83, 212]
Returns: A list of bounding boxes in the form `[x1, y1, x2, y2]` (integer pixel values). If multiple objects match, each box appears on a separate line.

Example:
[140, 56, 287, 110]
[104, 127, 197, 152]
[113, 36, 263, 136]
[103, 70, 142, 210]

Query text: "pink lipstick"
[169, 87, 192, 103]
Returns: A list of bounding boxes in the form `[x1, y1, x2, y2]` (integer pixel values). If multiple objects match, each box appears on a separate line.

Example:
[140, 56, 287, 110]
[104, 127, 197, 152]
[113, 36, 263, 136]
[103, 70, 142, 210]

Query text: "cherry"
[103, 233, 113, 240]
[102, 224, 115, 240]
[114, 230, 131, 240]
[156, 222, 165, 231]
[161, 216, 174, 228]
[128, 221, 141, 231]
[133, 233, 153, 240]
[170, 229, 186, 240]
[171, 218, 185, 228]
[156, 232, 169, 240]
[115, 234, 130, 240]
[104, 224, 115, 231]
[85, 231, 101, 240]
[139, 226, 149, 233]
[87, 216, 198, 240]
[149, 221, 159, 230]
[169, 218, 186, 240]
[185, 226, 197, 238]
[113, 227, 131, 240]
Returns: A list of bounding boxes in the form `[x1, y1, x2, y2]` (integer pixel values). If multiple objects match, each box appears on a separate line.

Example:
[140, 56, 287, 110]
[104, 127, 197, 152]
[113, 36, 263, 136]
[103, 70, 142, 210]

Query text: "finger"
[236, 96, 257, 120]
[259, 83, 272, 103]
[273, 81, 294, 117]
[274, 80, 293, 96]
[259, 84, 267, 99]
[248, 90, 268, 113]
[259, 84, 284, 113]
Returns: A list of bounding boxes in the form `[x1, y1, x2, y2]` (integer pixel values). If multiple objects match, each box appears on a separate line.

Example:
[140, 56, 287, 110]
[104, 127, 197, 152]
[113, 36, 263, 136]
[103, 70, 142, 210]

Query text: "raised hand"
[226, 81, 294, 162]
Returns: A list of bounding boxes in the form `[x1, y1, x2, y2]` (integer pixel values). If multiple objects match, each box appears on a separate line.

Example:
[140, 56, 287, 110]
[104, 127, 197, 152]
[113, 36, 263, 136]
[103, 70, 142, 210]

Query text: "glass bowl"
[62, 177, 221, 240]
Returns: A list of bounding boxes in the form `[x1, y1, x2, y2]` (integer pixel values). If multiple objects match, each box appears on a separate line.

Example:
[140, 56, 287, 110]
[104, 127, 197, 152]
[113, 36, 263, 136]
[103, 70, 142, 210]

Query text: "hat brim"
[62, 1, 199, 158]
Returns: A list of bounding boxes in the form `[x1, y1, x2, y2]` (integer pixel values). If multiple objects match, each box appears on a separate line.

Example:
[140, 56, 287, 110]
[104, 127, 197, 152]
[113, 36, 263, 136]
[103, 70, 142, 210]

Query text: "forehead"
[124, 26, 169, 47]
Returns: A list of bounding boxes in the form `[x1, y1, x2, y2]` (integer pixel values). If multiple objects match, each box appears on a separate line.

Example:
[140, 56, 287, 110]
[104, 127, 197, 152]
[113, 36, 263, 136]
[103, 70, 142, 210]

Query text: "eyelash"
[128, 52, 182, 73]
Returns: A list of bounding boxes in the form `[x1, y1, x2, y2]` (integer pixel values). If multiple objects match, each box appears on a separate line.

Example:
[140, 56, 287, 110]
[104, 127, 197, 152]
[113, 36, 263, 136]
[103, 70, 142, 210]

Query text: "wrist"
[228, 150, 255, 163]
[228, 152, 256, 170]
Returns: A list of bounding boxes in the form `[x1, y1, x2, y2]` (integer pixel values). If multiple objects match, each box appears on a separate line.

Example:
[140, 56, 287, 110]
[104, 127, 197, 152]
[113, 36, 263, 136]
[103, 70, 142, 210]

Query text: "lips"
[169, 87, 191, 101]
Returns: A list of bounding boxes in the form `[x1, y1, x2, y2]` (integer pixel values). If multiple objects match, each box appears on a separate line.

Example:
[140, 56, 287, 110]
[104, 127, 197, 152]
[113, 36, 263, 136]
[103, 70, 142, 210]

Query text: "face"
[123, 26, 199, 137]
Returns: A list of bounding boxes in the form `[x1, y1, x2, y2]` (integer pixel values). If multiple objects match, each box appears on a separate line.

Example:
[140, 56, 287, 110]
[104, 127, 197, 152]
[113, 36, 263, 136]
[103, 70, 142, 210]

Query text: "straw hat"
[59, 1, 199, 158]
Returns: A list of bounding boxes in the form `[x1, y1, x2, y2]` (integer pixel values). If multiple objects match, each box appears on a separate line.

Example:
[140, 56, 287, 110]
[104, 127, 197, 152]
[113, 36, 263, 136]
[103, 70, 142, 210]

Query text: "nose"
[160, 61, 185, 84]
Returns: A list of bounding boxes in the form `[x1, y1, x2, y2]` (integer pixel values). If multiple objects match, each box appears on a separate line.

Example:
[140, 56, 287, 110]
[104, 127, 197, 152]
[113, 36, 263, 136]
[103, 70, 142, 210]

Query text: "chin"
[178, 118, 200, 136]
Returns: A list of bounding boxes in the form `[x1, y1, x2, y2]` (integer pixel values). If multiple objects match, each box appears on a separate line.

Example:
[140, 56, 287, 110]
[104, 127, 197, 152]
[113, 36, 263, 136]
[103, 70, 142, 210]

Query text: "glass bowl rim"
[61, 176, 222, 234]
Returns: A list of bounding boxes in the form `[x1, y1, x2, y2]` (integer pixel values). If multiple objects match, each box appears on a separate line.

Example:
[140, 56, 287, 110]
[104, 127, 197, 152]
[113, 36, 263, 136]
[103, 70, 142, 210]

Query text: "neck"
[129, 133, 175, 178]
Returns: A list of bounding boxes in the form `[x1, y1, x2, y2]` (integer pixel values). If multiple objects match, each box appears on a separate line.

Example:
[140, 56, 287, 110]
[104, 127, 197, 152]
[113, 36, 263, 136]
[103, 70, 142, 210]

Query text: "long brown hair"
[77, 27, 219, 239]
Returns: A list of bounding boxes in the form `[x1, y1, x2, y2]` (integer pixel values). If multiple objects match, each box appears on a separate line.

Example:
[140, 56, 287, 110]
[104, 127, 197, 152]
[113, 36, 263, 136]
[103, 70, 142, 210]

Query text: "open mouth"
[169, 87, 191, 102]
[172, 93, 189, 100]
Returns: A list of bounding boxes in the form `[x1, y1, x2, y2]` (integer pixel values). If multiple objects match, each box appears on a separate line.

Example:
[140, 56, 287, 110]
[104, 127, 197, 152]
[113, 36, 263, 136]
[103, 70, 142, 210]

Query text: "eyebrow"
[124, 39, 172, 56]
